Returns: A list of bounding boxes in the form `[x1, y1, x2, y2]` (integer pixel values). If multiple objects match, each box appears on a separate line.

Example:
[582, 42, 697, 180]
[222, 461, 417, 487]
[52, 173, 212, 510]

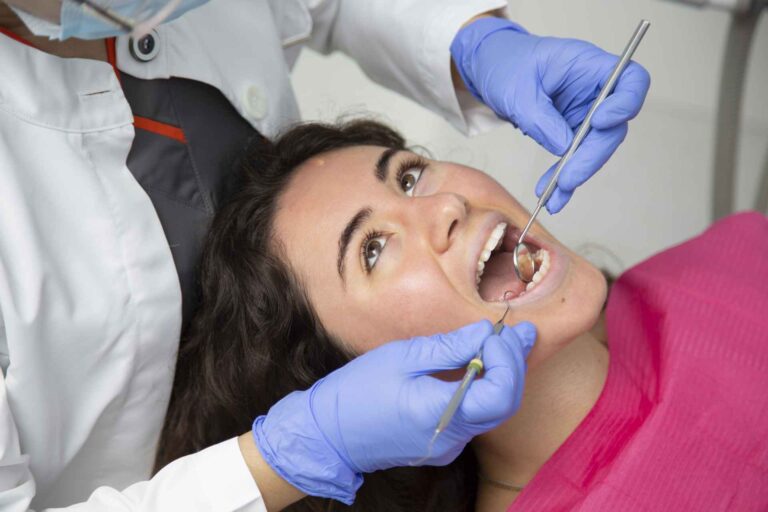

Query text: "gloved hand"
[451, 17, 651, 213]
[252, 320, 536, 505]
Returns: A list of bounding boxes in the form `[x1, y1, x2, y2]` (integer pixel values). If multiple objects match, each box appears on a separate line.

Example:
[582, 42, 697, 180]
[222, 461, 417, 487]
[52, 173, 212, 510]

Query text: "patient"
[156, 120, 768, 511]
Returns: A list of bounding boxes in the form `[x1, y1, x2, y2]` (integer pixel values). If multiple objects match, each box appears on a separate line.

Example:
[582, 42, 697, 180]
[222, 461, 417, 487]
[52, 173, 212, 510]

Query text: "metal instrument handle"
[517, 20, 651, 246]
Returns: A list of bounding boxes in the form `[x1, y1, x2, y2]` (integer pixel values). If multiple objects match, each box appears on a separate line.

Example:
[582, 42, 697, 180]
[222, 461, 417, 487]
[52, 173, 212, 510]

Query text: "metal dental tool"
[513, 20, 652, 283]
[64, 0, 183, 39]
[412, 297, 512, 465]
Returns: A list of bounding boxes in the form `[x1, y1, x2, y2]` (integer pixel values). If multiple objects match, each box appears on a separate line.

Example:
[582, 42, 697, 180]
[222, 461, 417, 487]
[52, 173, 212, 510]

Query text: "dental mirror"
[512, 243, 536, 283]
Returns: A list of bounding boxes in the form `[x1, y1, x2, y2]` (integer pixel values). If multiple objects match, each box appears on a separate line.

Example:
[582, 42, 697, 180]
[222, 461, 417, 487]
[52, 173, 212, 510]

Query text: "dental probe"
[513, 19, 651, 283]
[410, 301, 512, 466]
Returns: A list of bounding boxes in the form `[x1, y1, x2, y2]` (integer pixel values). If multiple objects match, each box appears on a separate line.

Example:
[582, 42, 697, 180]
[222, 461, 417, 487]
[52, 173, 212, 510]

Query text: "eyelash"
[360, 155, 429, 274]
[395, 155, 428, 194]
[361, 229, 387, 274]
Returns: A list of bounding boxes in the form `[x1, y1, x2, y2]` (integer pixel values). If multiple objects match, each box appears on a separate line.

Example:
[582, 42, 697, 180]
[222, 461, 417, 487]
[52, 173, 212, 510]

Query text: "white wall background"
[291, 0, 768, 273]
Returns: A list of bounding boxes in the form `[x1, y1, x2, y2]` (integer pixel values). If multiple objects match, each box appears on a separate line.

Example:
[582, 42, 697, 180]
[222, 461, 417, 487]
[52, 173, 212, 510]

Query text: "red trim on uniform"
[103, 37, 123, 87]
[0, 27, 38, 49]
[103, 39, 187, 144]
[104, 37, 187, 144]
[134, 115, 188, 144]
[105, 37, 118, 68]
[1, 30, 186, 145]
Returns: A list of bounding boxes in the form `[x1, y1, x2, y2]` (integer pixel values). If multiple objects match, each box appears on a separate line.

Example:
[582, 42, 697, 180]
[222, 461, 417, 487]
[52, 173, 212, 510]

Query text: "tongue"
[478, 251, 526, 301]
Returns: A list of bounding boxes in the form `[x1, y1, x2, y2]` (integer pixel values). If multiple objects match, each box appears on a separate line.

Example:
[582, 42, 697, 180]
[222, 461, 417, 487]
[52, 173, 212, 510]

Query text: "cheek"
[338, 266, 481, 353]
[448, 170, 532, 238]
[446, 167, 510, 203]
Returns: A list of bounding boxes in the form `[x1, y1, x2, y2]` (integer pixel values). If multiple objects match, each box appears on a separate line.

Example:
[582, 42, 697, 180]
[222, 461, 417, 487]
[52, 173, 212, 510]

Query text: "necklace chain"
[478, 473, 525, 492]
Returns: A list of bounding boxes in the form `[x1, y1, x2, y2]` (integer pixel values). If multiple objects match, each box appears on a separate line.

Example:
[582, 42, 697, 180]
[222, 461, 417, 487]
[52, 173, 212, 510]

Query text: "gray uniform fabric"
[121, 72, 263, 327]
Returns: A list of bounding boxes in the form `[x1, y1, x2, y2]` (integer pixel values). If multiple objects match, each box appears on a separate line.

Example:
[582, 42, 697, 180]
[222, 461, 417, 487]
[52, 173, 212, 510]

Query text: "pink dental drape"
[507, 212, 768, 511]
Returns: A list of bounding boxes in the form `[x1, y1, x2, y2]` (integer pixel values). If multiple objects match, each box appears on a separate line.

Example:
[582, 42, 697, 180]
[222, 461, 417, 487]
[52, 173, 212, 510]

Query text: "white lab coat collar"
[0, 33, 132, 132]
[114, 0, 306, 136]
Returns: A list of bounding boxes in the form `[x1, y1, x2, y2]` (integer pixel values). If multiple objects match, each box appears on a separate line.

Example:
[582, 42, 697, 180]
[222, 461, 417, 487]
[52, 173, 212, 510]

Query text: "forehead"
[273, 145, 386, 280]
[280, 145, 385, 208]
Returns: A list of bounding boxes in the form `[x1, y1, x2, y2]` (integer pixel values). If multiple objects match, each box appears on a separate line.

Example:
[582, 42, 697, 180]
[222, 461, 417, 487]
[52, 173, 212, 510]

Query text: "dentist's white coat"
[0, 0, 504, 510]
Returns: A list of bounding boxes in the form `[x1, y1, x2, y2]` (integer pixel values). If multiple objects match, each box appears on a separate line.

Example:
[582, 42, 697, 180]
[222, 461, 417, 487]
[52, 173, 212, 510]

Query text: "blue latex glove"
[252, 320, 536, 504]
[451, 17, 651, 213]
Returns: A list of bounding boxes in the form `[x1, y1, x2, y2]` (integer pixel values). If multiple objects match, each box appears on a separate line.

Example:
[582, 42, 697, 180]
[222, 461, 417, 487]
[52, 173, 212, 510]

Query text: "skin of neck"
[0, 1, 108, 61]
[3, 0, 60, 24]
[472, 325, 610, 511]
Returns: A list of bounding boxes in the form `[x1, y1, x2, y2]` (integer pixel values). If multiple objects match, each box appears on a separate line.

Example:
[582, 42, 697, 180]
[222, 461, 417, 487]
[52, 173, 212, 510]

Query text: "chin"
[525, 259, 607, 366]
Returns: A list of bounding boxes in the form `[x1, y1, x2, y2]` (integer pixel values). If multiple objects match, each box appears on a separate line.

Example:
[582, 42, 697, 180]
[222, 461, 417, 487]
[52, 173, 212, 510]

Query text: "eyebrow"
[336, 148, 399, 282]
[375, 148, 399, 183]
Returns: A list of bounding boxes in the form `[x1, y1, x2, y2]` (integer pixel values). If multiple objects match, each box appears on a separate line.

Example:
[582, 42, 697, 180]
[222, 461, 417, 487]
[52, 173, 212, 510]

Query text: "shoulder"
[702, 211, 768, 244]
[618, 211, 768, 300]
[608, 211, 768, 345]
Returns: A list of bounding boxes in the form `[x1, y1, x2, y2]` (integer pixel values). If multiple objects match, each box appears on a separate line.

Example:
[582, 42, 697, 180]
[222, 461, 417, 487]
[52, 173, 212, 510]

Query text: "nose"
[420, 192, 469, 253]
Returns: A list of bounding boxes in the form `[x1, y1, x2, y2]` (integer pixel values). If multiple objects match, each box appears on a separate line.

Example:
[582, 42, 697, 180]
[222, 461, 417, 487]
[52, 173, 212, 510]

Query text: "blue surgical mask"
[11, 0, 208, 40]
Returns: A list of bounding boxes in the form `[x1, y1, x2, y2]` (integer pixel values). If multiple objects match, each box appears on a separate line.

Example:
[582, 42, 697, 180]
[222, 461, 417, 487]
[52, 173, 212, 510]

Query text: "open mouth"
[475, 222, 551, 302]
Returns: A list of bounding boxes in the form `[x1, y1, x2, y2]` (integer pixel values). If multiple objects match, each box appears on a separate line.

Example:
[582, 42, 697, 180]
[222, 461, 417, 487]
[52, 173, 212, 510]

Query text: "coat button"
[129, 31, 160, 62]
[244, 85, 268, 120]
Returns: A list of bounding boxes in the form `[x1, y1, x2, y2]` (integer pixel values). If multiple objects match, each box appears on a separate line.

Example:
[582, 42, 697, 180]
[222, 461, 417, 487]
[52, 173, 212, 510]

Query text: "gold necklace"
[478, 473, 524, 492]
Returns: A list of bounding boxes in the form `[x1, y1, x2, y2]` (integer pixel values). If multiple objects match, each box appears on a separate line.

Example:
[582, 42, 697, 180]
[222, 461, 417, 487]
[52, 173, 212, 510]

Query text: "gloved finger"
[511, 79, 574, 156]
[534, 166, 575, 214]
[542, 124, 628, 214]
[544, 48, 619, 128]
[535, 163, 557, 198]
[407, 375, 463, 426]
[535, 122, 628, 203]
[556, 123, 629, 193]
[591, 62, 651, 130]
[403, 320, 494, 374]
[544, 187, 574, 214]
[459, 330, 529, 427]
[460, 322, 536, 425]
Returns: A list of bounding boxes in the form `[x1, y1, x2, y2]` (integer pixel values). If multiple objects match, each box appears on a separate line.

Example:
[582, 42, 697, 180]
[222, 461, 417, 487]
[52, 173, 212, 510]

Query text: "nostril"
[447, 219, 459, 240]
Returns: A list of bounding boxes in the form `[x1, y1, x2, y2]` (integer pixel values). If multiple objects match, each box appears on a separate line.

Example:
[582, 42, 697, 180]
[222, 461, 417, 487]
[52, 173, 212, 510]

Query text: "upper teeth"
[476, 222, 507, 286]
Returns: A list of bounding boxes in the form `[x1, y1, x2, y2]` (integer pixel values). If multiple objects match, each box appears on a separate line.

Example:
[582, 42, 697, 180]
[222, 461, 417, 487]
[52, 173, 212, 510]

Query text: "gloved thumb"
[514, 86, 574, 156]
[459, 321, 537, 425]
[403, 320, 494, 374]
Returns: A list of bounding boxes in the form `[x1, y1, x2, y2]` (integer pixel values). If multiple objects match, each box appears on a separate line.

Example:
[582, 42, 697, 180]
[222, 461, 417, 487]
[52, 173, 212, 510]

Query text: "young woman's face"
[274, 146, 606, 363]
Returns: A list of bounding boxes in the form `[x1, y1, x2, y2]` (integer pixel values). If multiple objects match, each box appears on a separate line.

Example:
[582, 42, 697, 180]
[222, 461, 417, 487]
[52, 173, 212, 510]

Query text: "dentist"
[0, 0, 649, 509]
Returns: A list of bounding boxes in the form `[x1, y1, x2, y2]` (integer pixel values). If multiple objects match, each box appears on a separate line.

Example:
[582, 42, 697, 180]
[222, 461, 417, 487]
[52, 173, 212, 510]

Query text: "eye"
[399, 168, 422, 196]
[396, 157, 427, 197]
[362, 231, 388, 273]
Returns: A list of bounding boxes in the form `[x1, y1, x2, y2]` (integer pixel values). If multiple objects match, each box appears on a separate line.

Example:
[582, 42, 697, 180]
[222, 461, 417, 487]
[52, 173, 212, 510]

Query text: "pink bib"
[508, 212, 768, 511]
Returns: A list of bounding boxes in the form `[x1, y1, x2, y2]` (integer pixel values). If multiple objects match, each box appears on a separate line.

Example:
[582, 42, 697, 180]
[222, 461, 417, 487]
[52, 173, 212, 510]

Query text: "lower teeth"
[524, 249, 550, 291]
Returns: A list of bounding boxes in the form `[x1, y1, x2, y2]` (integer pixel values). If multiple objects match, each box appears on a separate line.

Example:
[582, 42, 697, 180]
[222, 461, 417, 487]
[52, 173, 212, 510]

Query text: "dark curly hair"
[154, 119, 478, 511]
